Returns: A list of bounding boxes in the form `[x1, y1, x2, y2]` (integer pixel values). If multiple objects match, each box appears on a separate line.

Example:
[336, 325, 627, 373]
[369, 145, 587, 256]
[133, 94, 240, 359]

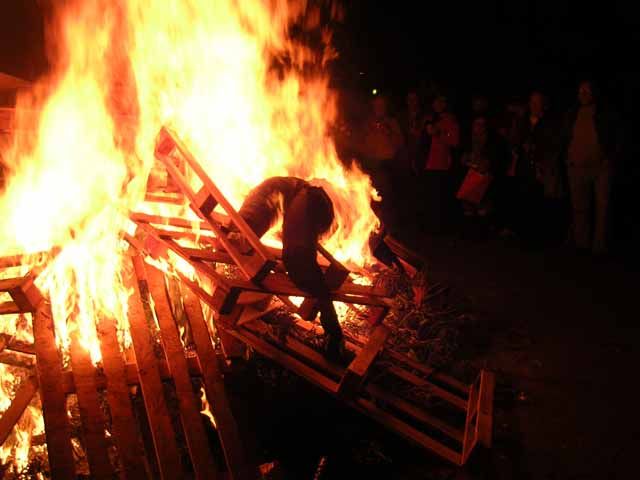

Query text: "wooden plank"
[477, 370, 495, 448]
[236, 303, 280, 327]
[234, 274, 391, 308]
[194, 185, 218, 217]
[386, 366, 467, 411]
[144, 265, 218, 479]
[461, 380, 480, 463]
[134, 223, 230, 289]
[226, 328, 338, 395]
[216, 303, 247, 359]
[0, 301, 20, 315]
[338, 325, 390, 398]
[364, 383, 464, 443]
[127, 254, 184, 479]
[366, 306, 389, 326]
[0, 351, 35, 369]
[96, 314, 148, 480]
[33, 304, 76, 479]
[1, 274, 43, 312]
[61, 355, 205, 394]
[182, 287, 255, 480]
[241, 320, 344, 381]
[353, 397, 462, 465]
[144, 192, 184, 205]
[156, 127, 272, 265]
[0, 335, 35, 355]
[0, 254, 30, 268]
[68, 333, 115, 479]
[383, 349, 470, 395]
[0, 375, 38, 446]
[154, 138, 272, 284]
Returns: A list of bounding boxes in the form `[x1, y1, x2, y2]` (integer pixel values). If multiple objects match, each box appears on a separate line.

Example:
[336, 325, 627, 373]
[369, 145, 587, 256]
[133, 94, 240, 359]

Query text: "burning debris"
[0, 0, 494, 477]
[0, 126, 495, 478]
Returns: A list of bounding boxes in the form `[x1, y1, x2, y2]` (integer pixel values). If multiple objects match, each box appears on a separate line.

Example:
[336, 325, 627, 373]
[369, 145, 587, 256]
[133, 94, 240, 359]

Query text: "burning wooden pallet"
[0, 254, 254, 479]
[126, 127, 496, 466]
[0, 126, 495, 476]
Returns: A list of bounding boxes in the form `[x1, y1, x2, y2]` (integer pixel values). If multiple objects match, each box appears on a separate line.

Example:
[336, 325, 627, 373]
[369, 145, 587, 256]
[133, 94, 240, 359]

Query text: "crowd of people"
[337, 80, 621, 255]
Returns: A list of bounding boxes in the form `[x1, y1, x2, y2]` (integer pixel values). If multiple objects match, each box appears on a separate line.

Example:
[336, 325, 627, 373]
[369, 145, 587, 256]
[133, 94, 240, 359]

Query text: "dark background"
[1, 0, 638, 243]
[334, 1, 639, 115]
[2, 0, 638, 113]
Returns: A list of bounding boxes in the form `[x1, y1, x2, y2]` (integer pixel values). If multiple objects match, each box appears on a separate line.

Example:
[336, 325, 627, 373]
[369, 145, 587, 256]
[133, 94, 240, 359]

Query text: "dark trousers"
[283, 247, 342, 339]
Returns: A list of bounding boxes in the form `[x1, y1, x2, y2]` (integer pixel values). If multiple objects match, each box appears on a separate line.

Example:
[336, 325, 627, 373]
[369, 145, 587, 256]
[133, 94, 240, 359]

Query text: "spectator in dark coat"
[504, 91, 562, 244]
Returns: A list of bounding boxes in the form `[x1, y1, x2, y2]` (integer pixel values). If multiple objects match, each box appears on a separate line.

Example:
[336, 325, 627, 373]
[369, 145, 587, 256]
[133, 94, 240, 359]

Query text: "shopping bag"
[456, 169, 492, 204]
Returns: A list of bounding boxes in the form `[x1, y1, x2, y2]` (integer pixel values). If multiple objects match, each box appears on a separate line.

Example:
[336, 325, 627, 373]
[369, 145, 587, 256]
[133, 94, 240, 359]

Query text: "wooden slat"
[226, 328, 338, 395]
[217, 305, 247, 359]
[144, 192, 185, 205]
[144, 265, 218, 479]
[127, 254, 184, 479]
[96, 314, 148, 480]
[461, 380, 480, 463]
[241, 320, 344, 381]
[477, 370, 495, 448]
[154, 135, 272, 283]
[0, 334, 35, 355]
[1, 274, 43, 312]
[69, 333, 115, 479]
[156, 127, 272, 265]
[134, 223, 230, 289]
[236, 303, 280, 327]
[338, 325, 390, 397]
[386, 366, 467, 411]
[182, 287, 254, 480]
[33, 304, 76, 479]
[0, 375, 38, 446]
[365, 383, 464, 442]
[383, 349, 470, 395]
[194, 185, 218, 216]
[353, 397, 462, 465]
[0, 351, 35, 369]
[366, 306, 389, 326]
[0, 301, 20, 315]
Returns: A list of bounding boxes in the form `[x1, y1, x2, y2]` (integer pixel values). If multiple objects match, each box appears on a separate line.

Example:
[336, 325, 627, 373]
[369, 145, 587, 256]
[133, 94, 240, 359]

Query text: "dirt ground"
[409, 232, 639, 480]
[229, 229, 639, 479]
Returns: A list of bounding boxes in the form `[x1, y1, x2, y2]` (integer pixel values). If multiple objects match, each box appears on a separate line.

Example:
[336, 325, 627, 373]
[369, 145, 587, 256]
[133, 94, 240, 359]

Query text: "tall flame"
[0, 0, 378, 471]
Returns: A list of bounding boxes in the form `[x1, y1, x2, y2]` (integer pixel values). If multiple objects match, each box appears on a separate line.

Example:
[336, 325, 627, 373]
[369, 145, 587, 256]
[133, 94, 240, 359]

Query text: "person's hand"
[425, 123, 434, 136]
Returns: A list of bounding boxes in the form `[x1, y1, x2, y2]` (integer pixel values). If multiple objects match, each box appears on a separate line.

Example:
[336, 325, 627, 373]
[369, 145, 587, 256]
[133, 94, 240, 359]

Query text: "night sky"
[1, 0, 639, 114]
[337, 1, 640, 112]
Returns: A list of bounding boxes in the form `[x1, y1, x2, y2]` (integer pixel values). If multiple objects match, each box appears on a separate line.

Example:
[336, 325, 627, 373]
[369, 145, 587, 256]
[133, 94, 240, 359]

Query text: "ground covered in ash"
[225, 231, 640, 480]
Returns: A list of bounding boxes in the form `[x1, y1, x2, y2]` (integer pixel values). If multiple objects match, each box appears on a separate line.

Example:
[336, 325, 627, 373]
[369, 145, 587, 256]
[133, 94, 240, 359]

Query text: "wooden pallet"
[130, 129, 496, 465]
[221, 311, 495, 466]
[0, 254, 254, 480]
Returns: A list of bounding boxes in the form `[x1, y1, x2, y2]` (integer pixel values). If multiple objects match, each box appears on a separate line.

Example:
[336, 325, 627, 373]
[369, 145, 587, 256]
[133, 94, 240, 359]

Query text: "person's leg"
[593, 166, 612, 254]
[568, 167, 593, 250]
[283, 249, 343, 341]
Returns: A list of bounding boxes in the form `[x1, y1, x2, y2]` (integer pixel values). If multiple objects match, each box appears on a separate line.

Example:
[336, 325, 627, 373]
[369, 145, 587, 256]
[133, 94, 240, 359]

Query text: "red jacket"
[425, 113, 460, 171]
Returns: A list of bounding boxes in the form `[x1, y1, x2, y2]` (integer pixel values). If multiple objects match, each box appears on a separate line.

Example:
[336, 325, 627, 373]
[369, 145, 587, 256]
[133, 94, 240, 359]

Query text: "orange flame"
[0, 0, 378, 469]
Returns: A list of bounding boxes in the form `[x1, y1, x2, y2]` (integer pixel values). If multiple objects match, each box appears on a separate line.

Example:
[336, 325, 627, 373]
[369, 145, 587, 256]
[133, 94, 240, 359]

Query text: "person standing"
[415, 94, 460, 232]
[361, 94, 404, 228]
[562, 80, 620, 254]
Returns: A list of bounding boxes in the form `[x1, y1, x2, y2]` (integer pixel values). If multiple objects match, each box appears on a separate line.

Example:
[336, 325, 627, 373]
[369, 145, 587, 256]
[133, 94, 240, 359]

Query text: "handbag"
[456, 168, 492, 204]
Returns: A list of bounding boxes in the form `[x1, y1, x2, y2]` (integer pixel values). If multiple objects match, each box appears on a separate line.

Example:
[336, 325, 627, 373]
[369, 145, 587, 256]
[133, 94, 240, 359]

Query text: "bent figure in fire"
[234, 176, 353, 364]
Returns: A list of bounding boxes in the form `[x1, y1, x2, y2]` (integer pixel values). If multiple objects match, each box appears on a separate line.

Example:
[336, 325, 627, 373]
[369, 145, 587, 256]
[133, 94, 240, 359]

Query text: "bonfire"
[0, 1, 494, 478]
